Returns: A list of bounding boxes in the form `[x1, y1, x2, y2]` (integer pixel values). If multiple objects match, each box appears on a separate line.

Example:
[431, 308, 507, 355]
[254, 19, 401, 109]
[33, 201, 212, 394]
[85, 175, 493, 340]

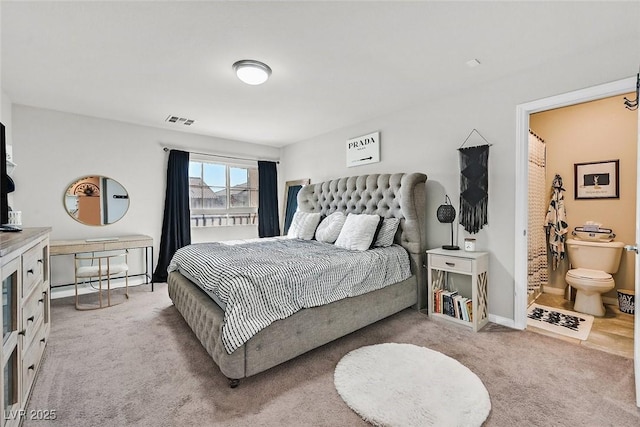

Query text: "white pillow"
[374, 217, 400, 247]
[335, 214, 382, 251]
[287, 211, 322, 240]
[315, 212, 346, 243]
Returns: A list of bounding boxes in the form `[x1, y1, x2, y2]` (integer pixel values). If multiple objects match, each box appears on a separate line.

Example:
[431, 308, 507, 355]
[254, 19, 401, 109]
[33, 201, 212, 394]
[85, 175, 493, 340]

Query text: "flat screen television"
[0, 122, 9, 225]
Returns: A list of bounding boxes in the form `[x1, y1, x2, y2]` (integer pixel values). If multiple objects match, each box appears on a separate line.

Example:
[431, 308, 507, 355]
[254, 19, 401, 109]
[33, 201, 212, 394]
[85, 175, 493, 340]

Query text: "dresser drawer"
[22, 243, 44, 297]
[22, 285, 45, 349]
[430, 254, 472, 274]
[21, 319, 46, 400]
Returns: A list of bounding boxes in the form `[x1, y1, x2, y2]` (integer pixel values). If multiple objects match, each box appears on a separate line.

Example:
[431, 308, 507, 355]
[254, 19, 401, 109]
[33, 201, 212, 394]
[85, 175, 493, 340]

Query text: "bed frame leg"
[228, 378, 240, 388]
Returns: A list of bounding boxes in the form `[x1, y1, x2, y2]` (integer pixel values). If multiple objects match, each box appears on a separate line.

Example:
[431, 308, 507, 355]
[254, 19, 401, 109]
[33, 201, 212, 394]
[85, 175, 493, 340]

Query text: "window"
[189, 159, 259, 227]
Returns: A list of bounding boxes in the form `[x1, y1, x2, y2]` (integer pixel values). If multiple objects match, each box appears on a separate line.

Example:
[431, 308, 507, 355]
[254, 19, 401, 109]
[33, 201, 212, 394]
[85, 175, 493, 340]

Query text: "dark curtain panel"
[283, 185, 303, 235]
[257, 161, 280, 237]
[153, 150, 191, 282]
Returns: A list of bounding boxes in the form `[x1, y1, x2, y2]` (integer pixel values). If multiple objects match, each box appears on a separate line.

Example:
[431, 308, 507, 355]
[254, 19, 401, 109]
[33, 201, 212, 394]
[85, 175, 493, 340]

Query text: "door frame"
[514, 76, 637, 329]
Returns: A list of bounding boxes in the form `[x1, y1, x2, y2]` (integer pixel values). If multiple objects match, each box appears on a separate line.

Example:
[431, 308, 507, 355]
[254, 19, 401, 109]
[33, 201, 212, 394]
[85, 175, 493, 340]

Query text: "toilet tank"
[565, 239, 625, 273]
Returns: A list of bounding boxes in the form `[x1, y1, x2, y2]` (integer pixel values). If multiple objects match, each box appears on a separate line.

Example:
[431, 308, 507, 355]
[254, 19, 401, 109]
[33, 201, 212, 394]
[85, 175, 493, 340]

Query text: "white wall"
[0, 92, 10, 134]
[11, 105, 280, 286]
[280, 38, 640, 322]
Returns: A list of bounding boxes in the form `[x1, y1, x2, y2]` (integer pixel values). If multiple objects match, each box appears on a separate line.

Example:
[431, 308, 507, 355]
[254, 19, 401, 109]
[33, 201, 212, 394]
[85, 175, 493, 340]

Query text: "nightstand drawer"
[430, 255, 472, 274]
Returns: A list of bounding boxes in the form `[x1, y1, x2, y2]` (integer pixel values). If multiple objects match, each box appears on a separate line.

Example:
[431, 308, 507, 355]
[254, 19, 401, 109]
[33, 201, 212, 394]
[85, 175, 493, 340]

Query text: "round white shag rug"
[334, 343, 491, 427]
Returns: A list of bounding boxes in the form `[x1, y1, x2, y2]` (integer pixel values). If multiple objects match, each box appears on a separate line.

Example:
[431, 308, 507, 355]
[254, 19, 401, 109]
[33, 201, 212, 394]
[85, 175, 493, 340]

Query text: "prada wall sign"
[346, 131, 380, 167]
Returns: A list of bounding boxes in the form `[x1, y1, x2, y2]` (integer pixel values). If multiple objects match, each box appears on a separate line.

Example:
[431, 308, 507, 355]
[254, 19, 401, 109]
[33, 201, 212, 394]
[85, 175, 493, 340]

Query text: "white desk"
[50, 234, 154, 291]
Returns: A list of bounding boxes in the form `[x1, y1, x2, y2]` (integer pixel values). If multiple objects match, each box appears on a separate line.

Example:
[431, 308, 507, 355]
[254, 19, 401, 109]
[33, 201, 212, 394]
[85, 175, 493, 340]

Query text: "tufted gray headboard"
[297, 173, 428, 308]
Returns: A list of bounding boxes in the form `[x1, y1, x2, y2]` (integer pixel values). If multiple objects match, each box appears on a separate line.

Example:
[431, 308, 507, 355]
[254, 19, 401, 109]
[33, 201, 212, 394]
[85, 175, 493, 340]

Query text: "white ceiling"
[2, 1, 639, 147]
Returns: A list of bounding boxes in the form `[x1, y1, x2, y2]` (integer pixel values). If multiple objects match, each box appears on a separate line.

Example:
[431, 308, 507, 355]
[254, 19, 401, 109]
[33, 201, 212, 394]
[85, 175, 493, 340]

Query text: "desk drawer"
[22, 242, 44, 297]
[430, 255, 472, 274]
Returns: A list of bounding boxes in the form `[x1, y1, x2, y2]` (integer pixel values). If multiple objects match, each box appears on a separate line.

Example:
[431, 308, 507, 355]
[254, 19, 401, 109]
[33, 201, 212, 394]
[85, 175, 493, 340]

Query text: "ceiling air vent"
[165, 115, 195, 126]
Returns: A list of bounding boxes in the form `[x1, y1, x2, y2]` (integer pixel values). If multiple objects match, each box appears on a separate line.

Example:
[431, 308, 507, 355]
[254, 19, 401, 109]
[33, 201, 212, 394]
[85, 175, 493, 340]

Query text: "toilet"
[565, 238, 624, 316]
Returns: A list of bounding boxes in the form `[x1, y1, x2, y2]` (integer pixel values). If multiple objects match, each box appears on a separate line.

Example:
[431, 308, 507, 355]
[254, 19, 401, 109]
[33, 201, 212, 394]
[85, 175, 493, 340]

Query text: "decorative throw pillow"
[374, 217, 401, 247]
[315, 212, 347, 243]
[287, 211, 322, 240]
[335, 214, 383, 251]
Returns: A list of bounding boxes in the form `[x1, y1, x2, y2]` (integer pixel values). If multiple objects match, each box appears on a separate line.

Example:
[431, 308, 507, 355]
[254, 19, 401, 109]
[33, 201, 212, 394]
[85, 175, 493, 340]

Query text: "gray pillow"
[374, 218, 400, 247]
[315, 212, 346, 243]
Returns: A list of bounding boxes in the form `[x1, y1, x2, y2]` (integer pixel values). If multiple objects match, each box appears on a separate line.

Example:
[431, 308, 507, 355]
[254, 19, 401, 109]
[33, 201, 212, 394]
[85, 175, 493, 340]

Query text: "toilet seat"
[566, 268, 612, 282]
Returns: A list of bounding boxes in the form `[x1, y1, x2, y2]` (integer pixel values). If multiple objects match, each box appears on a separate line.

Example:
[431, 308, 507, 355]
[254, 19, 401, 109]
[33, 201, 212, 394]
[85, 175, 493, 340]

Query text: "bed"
[167, 172, 427, 386]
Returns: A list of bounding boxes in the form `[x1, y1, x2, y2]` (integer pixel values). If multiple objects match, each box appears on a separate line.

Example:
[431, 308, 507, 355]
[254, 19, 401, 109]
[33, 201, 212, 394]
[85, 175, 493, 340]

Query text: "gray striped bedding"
[168, 237, 411, 354]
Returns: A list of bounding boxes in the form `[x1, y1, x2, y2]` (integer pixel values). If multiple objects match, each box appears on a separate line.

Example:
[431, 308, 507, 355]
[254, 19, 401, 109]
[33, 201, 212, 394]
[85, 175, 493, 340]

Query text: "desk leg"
[149, 246, 154, 292]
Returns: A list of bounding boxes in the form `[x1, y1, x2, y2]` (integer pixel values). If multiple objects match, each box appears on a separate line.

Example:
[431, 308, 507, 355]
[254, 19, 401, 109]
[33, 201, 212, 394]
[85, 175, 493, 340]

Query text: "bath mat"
[527, 303, 594, 341]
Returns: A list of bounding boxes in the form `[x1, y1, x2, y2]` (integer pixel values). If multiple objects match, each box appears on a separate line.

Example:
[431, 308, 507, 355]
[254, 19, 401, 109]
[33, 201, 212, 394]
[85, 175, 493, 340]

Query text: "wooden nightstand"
[426, 248, 489, 332]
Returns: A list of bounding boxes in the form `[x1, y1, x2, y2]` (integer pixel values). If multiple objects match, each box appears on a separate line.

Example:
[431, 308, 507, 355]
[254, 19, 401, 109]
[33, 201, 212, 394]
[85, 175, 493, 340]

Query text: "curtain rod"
[162, 147, 280, 164]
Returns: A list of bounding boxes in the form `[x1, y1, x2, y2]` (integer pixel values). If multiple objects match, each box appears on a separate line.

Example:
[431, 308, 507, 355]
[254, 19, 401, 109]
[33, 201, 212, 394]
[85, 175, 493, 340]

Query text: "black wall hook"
[623, 73, 639, 111]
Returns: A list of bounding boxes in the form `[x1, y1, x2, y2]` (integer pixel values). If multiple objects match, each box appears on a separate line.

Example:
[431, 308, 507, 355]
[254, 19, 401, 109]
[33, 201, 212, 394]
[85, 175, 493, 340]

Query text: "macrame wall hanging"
[458, 129, 491, 234]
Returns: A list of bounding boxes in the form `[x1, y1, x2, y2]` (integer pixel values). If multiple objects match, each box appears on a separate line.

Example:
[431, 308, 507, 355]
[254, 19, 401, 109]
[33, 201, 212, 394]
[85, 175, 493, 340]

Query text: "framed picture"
[346, 131, 380, 167]
[574, 159, 619, 199]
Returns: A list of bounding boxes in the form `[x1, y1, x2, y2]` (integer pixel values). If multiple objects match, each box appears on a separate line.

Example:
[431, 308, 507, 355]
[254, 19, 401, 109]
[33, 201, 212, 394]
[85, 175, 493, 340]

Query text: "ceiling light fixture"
[233, 59, 272, 85]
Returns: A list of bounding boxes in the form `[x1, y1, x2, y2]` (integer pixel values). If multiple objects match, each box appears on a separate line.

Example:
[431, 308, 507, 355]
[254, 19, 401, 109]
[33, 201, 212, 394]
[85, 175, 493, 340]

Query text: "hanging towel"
[459, 145, 489, 234]
[545, 174, 568, 270]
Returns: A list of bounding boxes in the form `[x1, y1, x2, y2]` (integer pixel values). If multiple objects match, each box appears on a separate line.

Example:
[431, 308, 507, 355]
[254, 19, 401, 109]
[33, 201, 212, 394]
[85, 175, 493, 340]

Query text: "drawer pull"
[27, 316, 35, 323]
[18, 330, 26, 336]
[38, 298, 44, 303]
[28, 364, 35, 371]
[445, 262, 455, 267]
[27, 269, 34, 275]
[40, 338, 46, 344]
[37, 259, 43, 264]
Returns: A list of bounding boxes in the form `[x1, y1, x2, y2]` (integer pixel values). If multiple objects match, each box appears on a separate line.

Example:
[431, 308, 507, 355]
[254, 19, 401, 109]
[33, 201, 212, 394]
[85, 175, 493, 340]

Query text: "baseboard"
[543, 287, 565, 296]
[602, 296, 618, 306]
[488, 313, 518, 329]
[51, 276, 150, 300]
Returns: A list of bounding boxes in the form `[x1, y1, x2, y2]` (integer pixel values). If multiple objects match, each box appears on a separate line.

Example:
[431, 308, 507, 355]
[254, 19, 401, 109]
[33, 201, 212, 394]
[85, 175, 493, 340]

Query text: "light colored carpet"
[334, 343, 491, 426]
[24, 283, 640, 426]
[527, 303, 594, 340]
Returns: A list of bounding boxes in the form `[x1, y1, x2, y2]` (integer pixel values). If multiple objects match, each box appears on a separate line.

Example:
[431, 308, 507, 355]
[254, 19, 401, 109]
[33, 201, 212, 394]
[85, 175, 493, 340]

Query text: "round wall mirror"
[64, 175, 129, 226]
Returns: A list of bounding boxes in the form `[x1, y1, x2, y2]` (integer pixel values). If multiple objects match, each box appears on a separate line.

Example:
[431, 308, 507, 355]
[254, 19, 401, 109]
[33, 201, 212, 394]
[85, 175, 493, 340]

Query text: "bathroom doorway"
[528, 94, 637, 311]
[514, 76, 637, 329]
[514, 75, 639, 406]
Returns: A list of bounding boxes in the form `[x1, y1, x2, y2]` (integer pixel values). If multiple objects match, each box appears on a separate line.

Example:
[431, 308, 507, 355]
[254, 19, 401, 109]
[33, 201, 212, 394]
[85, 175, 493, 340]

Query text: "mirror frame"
[64, 175, 130, 226]
[282, 178, 310, 235]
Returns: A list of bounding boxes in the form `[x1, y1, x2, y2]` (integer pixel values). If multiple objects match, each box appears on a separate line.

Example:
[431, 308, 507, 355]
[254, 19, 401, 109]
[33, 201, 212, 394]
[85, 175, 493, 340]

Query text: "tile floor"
[528, 292, 634, 359]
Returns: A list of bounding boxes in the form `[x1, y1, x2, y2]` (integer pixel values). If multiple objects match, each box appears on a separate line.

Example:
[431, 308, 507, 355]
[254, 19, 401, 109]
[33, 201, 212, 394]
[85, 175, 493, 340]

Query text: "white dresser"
[0, 228, 51, 427]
